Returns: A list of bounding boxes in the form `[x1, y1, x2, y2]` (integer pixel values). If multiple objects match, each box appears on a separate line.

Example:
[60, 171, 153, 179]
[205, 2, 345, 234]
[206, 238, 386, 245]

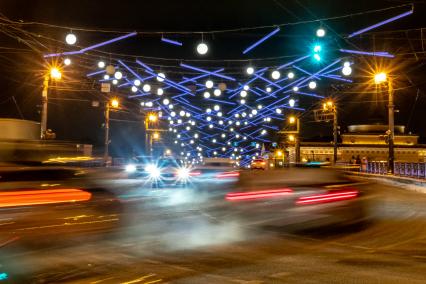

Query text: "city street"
[2, 181, 426, 283]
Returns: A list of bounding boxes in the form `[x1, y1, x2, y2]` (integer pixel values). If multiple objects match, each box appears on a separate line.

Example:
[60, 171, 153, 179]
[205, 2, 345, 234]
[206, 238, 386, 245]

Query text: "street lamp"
[104, 98, 120, 164]
[374, 72, 394, 174]
[322, 99, 338, 164]
[41, 66, 62, 139]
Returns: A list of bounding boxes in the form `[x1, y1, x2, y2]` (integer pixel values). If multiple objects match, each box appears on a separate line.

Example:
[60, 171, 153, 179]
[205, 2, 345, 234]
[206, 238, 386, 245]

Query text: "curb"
[345, 171, 426, 194]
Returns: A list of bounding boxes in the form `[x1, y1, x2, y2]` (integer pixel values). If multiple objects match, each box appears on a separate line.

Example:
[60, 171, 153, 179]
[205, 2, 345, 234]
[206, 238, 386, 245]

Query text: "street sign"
[101, 83, 111, 93]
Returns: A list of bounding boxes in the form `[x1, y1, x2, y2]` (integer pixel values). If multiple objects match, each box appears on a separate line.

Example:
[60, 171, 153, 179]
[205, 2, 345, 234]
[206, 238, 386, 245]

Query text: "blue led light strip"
[243, 27, 280, 54]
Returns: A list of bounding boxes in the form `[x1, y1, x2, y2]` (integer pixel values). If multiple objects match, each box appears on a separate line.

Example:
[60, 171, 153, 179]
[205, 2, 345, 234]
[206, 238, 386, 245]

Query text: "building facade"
[285, 124, 426, 163]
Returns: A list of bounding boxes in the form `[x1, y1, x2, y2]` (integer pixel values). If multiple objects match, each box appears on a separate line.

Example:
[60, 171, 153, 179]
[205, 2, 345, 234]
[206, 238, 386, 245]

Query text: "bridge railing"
[363, 161, 426, 179]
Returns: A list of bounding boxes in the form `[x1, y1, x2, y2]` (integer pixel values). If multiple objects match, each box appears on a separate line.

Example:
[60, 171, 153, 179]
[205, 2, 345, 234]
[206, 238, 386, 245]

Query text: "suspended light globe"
[98, 61, 106, 69]
[203, 91, 211, 98]
[205, 80, 214, 88]
[287, 72, 294, 79]
[257, 105, 263, 109]
[342, 65, 352, 76]
[213, 89, 221, 96]
[133, 79, 141, 86]
[179, 110, 186, 116]
[65, 33, 77, 45]
[213, 104, 220, 111]
[145, 102, 153, 107]
[240, 99, 246, 104]
[103, 74, 110, 80]
[114, 71, 123, 80]
[206, 108, 212, 113]
[157, 72, 166, 82]
[293, 86, 299, 92]
[112, 79, 118, 85]
[316, 28, 326, 37]
[246, 67, 254, 75]
[143, 84, 151, 92]
[240, 90, 247, 98]
[243, 85, 250, 91]
[197, 43, 208, 55]
[157, 88, 164, 95]
[289, 98, 296, 107]
[308, 81, 317, 89]
[64, 58, 71, 66]
[266, 87, 272, 93]
[163, 98, 170, 105]
[271, 70, 281, 80]
[131, 86, 137, 93]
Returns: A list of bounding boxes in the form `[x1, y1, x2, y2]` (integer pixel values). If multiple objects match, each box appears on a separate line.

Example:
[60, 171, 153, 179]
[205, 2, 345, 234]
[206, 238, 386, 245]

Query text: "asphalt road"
[1, 181, 426, 283]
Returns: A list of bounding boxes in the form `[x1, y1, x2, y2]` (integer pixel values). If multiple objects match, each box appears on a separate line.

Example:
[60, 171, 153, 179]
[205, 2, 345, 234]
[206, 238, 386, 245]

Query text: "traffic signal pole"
[104, 102, 110, 164]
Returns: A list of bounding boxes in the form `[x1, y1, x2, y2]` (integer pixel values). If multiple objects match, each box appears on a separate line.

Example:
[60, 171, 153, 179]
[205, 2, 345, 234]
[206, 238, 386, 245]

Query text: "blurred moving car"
[251, 158, 266, 170]
[223, 167, 368, 230]
[192, 158, 240, 184]
[125, 156, 199, 187]
[0, 166, 122, 243]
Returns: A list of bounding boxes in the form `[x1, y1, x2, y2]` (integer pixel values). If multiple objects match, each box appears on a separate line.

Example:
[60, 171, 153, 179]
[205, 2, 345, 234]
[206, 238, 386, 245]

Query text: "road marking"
[121, 273, 156, 284]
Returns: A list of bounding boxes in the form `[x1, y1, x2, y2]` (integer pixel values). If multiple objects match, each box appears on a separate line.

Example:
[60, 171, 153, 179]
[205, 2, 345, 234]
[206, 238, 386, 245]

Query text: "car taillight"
[0, 188, 92, 208]
[226, 188, 293, 201]
[189, 171, 202, 176]
[296, 189, 359, 205]
[216, 171, 240, 179]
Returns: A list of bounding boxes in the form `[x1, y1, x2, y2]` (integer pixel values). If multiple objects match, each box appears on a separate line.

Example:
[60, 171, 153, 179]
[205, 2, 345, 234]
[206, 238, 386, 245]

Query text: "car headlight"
[177, 167, 190, 180]
[125, 164, 137, 173]
[145, 164, 161, 179]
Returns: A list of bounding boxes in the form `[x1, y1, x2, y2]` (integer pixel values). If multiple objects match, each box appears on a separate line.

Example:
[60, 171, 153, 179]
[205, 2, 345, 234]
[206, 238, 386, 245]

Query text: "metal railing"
[363, 161, 426, 179]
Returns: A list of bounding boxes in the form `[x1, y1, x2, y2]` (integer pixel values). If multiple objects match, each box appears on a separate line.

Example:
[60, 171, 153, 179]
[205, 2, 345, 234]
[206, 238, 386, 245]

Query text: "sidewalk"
[346, 171, 426, 194]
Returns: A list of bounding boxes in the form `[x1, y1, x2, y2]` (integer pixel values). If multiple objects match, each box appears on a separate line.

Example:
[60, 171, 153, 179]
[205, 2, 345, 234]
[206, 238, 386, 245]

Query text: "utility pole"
[40, 75, 49, 139]
[104, 101, 110, 164]
[388, 78, 395, 174]
[374, 72, 394, 174]
[314, 100, 338, 164]
[295, 118, 300, 163]
[333, 105, 338, 164]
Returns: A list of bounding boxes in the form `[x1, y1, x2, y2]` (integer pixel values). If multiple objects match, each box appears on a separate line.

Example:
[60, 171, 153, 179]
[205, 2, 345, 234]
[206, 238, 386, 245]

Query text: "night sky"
[0, 0, 425, 158]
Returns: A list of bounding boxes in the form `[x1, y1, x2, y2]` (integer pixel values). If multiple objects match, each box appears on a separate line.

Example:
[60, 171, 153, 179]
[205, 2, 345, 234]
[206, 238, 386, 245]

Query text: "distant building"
[285, 124, 426, 163]
[0, 118, 92, 163]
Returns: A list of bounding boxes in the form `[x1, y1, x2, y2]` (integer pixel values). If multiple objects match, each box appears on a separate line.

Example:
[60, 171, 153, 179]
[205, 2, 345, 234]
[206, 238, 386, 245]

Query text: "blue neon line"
[243, 27, 280, 54]
[45, 32, 137, 58]
[295, 91, 324, 98]
[277, 55, 310, 70]
[135, 59, 154, 72]
[86, 70, 106, 77]
[180, 63, 236, 81]
[161, 37, 183, 46]
[339, 49, 395, 58]
[292, 66, 321, 80]
[348, 10, 413, 38]
[321, 74, 353, 83]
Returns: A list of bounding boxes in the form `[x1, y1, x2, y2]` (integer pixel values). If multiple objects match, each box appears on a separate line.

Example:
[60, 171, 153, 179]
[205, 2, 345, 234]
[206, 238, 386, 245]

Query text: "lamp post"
[104, 98, 119, 164]
[145, 113, 159, 156]
[288, 116, 300, 163]
[41, 67, 61, 139]
[322, 100, 338, 164]
[374, 72, 394, 174]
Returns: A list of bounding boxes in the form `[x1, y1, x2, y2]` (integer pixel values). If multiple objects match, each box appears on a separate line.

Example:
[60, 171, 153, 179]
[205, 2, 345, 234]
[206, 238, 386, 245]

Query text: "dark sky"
[0, 0, 425, 157]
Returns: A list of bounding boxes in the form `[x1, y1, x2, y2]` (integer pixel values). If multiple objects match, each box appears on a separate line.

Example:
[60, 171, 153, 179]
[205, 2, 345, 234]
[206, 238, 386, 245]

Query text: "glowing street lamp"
[374, 71, 394, 173]
[374, 72, 387, 84]
[110, 98, 119, 108]
[41, 66, 62, 139]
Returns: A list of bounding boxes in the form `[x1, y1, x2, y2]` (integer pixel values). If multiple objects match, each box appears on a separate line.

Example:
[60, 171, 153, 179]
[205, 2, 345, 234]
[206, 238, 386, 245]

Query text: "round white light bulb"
[197, 43, 208, 55]
[65, 33, 77, 45]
